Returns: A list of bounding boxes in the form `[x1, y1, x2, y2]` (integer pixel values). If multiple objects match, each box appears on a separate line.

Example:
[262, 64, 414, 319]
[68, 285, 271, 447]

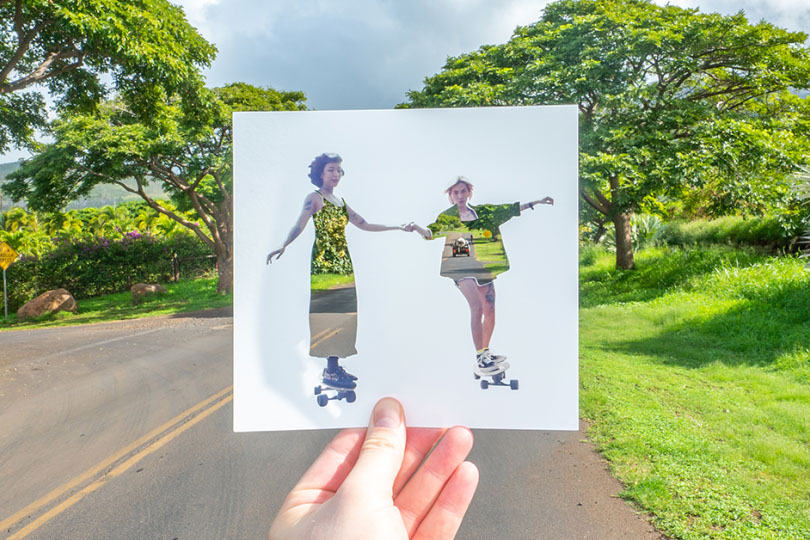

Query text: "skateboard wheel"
[346, 391, 357, 403]
[480, 380, 489, 390]
[317, 394, 328, 407]
[510, 380, 519, 390]
[314, 386, 321, 395]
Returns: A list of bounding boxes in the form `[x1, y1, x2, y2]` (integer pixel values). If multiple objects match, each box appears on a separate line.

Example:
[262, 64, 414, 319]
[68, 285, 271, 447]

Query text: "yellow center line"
[309, 327, 333, 343]
[0, 385, 233, 536]
[311, 328, 342, 349]
[8, 393, 233, 540]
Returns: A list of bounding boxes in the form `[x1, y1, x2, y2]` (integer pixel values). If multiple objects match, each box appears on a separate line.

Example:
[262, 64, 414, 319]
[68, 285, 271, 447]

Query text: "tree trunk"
[613, 212, 635, 270]
[216, 251, 233, 294]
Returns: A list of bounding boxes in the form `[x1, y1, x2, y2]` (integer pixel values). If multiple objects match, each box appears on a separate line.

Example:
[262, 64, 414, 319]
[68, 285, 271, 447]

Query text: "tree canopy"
[2, 83, 308, 293]
[0, 0, 216, 152]
[402, 0, 810, 268]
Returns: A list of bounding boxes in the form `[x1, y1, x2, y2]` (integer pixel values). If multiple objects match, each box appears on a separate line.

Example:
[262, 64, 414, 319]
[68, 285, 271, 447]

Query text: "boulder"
[131, 283, 168, 304]
[17, 289, 78, 321]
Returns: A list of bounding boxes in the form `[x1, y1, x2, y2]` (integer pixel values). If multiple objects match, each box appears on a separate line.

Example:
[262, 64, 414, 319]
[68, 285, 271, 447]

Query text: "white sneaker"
[488, 352, 507, 364]
[476, 350, 509, 375]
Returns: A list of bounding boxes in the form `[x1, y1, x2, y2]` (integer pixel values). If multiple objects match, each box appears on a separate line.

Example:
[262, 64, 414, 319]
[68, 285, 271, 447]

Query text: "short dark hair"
[308, 153, 344, 187]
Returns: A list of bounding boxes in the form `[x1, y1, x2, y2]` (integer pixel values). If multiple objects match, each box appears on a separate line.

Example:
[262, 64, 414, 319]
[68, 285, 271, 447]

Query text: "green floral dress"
[309, 192, 357, 357]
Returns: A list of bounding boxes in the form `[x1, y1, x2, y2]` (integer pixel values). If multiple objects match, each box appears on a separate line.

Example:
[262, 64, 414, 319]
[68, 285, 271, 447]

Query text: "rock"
[131, 283, 168, 304]
[17, 289, 78, 320]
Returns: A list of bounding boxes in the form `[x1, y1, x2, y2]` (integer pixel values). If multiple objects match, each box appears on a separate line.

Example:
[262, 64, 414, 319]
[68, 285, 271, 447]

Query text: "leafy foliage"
[1, 83, 307, 293]
[0, 0, 216, 152]
[311, 208, 353, 275]
[402, 0, 810, 269]
[4, 233, 212, 312]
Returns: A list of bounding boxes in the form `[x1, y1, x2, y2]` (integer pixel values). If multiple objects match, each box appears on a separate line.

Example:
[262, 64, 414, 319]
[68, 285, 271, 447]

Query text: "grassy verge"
[0, 276, 232, 330]
[311, 273, 355, 291]
[0, 273, 353, 330]
[580, 244, 810, 539]
[472, 237, 508, 275]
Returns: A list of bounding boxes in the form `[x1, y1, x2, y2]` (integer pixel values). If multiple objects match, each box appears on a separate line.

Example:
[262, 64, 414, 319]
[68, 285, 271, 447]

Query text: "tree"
[2, 83, 307, 293]
[401, 0, 810, 269]
[0, 0, 216, 152]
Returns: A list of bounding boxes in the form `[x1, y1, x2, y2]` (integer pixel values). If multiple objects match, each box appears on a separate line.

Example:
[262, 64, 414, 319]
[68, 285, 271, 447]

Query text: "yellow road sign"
[0, 241, 19, 270]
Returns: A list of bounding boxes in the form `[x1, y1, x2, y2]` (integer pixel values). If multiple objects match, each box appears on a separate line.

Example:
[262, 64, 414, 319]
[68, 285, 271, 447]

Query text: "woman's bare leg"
[477, 282, 495, 349]
[457, 278, 485, 351]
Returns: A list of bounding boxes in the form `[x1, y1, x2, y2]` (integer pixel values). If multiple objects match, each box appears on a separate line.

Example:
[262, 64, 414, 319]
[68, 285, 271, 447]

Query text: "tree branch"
[3, 47, 85, 93]
[580, 189, 609, 215]
[0, 18, 55, 87]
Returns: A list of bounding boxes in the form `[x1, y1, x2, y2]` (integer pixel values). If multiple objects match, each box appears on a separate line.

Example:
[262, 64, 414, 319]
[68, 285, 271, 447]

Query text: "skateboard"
[314, 356, 357, 406]
[474, 363, 519, 390]
[314, 384, 357, 406]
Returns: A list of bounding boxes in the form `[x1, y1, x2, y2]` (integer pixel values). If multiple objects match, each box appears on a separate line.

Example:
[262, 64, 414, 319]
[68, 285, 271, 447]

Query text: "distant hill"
[0, 161, 168, 211]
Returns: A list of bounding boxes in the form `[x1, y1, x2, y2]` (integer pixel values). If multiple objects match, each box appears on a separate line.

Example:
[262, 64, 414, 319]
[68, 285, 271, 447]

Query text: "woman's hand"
[538, 196, 554, 205]
[269, 398, 478, 540]
[267, 247, 285, 264]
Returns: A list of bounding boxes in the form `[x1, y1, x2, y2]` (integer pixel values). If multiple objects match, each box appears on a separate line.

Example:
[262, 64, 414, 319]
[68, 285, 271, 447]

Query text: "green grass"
[580, 244, 810, 539]
[310, 273, 355, 291]
[472, 237, 508, 275]
[0, 276, 232, 330]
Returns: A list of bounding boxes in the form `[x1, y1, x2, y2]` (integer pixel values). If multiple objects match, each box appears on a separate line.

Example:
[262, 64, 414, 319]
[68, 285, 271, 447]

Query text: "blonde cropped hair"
[445, 176, 474, 202]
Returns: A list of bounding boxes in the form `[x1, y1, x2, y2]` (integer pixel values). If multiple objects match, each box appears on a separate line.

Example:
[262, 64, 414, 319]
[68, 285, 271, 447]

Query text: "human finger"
[341, 398, 406, 498]
[282, 428, 365, 506]
[395, 426, 474, 535]
[393, 427, 448, 496]
[412, 460, 479, 540]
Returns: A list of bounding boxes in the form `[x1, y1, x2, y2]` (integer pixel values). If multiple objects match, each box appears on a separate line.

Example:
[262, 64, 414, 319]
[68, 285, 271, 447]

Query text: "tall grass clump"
[659, 216, 796, 250]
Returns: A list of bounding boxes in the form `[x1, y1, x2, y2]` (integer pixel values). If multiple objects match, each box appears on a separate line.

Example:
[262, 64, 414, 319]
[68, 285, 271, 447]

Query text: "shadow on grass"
[580, 246, 774, 308]
[609, 281, 810, 369]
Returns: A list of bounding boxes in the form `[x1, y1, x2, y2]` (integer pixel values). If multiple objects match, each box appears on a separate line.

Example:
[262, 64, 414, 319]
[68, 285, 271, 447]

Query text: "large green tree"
[0, 0, 216, 152]
[402, 0, 810, 269]
[2, 83, 307, 293]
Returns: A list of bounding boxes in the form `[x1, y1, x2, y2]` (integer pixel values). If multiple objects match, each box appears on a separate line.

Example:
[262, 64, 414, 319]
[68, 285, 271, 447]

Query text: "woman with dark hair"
[409, 177, 553, 380]
[267, 153, 410, 402]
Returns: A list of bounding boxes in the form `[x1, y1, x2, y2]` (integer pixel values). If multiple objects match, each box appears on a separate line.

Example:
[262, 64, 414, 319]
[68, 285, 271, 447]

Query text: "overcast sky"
[2, 0, 809, 162]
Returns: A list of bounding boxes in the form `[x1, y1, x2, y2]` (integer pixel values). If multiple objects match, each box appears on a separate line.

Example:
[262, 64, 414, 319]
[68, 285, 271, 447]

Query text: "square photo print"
[233, 105, 579, 431]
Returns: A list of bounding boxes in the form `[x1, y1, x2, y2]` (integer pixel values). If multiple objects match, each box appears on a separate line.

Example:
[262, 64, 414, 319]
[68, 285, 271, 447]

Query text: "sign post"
[0, 241, 19, 319]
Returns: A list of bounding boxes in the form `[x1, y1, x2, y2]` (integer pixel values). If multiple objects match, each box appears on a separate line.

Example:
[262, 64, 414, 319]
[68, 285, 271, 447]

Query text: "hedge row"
[4, 233, 214, 312]
[659, 216, 804, 251]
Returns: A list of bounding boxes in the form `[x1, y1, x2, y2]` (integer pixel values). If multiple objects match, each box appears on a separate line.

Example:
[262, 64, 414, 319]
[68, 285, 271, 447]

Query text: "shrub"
[659, 216, 801, 251]
[4, 234, 213, 312]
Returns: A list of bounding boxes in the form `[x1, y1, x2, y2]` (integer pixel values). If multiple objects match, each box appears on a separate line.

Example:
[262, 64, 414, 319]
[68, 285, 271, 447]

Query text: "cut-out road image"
[0, 311, 662, 539]
[439, 232, 495, 284]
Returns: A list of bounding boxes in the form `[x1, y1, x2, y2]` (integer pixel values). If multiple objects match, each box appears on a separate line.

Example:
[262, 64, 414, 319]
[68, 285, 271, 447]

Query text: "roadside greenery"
[0, 275, 230, 330]
[310, 273, 355, 291]
[580, 244, 810, 539]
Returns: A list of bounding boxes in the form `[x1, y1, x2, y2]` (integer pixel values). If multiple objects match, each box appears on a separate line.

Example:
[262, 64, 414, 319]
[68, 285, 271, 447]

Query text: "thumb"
[342, 398, 406, 497]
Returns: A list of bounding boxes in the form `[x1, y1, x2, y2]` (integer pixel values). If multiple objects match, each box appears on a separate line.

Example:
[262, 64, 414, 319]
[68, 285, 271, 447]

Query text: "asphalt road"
[0, 307, 662, 539]
[440, 233, 494, 284]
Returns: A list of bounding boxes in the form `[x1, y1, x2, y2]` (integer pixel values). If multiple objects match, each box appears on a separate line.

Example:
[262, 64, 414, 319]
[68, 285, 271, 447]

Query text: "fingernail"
[373, 398, 402, 428]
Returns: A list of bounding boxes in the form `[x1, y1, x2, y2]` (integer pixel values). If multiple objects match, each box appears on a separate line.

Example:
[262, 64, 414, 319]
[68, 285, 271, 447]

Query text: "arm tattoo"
[303, 199, 313, 212]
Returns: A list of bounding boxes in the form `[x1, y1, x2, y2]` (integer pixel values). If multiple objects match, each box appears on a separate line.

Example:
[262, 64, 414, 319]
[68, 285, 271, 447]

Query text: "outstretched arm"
[408, 224, 432, 239]
[520, 197, 554, 212]
[346, 204, 408, 232]
[267, 195, 319, 264]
